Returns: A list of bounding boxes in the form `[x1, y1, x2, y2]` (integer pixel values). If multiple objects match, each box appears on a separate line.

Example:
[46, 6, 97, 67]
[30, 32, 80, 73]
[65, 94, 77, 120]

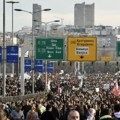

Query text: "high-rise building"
[74, 2, 95, 28]
[33, 4, 42, 31]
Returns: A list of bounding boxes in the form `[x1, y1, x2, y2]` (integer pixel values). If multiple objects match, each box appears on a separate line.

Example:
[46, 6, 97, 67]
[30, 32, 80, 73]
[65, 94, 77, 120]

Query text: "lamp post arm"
[14, 8, 51, 15]
[42, 20, 60, 38]
[21, 10, 32, 14]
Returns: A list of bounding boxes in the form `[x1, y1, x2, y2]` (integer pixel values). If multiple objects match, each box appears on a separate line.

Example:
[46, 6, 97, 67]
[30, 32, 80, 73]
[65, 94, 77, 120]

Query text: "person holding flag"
[112, 80, 120, 96]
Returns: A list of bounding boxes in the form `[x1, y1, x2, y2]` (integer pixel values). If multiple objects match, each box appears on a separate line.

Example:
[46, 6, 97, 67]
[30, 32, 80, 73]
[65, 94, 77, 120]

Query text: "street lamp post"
[43, 20, 60, 91]
[14, 8, 51, 95]
[6, 1, 19, 43]
[34, 19, 60, 91]
[43, 20, 60, 38]
[6, 1, 19, 76]
[3, 0, 6, 97]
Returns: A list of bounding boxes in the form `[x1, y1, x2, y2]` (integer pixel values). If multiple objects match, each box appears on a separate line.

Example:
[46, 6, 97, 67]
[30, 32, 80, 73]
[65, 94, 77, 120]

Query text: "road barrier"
[0, 92, 47, 103]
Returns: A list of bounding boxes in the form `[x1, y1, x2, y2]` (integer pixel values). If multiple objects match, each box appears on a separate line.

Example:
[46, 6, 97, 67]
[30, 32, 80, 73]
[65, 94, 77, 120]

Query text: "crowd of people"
[0, 71, 120, 120]
[0, 73, 45, 96]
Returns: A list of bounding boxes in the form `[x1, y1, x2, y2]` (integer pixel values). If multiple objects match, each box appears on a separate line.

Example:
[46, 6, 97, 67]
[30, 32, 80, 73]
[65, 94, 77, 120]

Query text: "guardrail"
[0, 92, 47, 103]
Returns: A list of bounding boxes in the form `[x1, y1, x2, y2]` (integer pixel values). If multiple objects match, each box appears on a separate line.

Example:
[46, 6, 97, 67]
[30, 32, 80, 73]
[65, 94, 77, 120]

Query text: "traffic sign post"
[43, 63, 54, 73]
[35, 38, 64, 60]
[35, 38, 64, 91]
[67, 36, 97, 61]
[34, 60, 43, 72]
[34, 60, 54, 73]
[20, 46, 33, 95]
[24, 59, 32, 72]
[0, 47, 2, 63]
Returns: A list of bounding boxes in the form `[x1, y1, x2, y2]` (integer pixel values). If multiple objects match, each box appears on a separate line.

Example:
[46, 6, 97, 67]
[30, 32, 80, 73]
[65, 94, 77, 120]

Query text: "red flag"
[112, 80, 120, 96]
[58, 84, 60, 93]
[54, 72, 59, 83]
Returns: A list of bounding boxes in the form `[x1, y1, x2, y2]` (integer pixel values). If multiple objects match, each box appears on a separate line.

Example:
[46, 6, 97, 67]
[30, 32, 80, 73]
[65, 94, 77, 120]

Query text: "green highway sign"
[116, 41, 120, 57]
[35, 38, 64, 60]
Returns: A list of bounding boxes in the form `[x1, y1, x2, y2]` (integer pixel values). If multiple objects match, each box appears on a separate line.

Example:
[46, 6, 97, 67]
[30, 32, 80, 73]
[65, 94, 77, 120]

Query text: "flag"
[58, 84, 60, 93]
[54, 72, 59, 83]
[112, 80, 120, 96]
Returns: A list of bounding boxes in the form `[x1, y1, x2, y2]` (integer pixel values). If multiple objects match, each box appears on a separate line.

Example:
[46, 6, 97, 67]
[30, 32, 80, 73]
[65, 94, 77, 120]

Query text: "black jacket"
[41, 111, 55, 120]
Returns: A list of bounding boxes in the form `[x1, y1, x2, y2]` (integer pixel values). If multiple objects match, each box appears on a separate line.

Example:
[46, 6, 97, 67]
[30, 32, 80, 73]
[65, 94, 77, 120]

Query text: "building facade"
[74, 2, 94, 28]
[33, 4, 42, 32]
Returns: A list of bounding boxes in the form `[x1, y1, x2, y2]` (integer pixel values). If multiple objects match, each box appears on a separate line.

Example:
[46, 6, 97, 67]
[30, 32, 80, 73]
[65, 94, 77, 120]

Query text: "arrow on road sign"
[80, 55, 84, 59]
[48, 54, 51, 58]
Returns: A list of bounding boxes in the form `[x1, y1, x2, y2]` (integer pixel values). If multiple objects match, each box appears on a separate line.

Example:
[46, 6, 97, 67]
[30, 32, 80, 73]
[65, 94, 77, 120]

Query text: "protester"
[99, 108, 114, 120]
[10, 102, 24, 120]
[26, 104, 40, 120]
[67, 110, 80, 120]
[41, 104, 55, 120]
[51, 101, 60, 120]
[0, 104, 10, 120]
[22, 100, 32, 119]
[0, 71, 120, 120]
[112, 103, 120, 120]
[87, 108, 96, 120]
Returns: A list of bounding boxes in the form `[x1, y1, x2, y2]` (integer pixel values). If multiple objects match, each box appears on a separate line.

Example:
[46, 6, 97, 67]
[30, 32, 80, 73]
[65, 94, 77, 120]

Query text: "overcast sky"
[0, 0, 120, 32]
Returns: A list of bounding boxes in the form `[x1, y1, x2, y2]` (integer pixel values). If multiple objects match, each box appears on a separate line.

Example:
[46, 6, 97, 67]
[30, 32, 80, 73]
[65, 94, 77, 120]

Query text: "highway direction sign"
[116, 41, 120, 57]
[35, 38, 64, 60]
[67, 36, 97, 61]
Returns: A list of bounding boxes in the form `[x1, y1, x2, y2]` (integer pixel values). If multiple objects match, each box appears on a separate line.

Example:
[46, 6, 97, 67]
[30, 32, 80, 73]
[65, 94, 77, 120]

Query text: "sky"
[0, 0, 120, 32]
